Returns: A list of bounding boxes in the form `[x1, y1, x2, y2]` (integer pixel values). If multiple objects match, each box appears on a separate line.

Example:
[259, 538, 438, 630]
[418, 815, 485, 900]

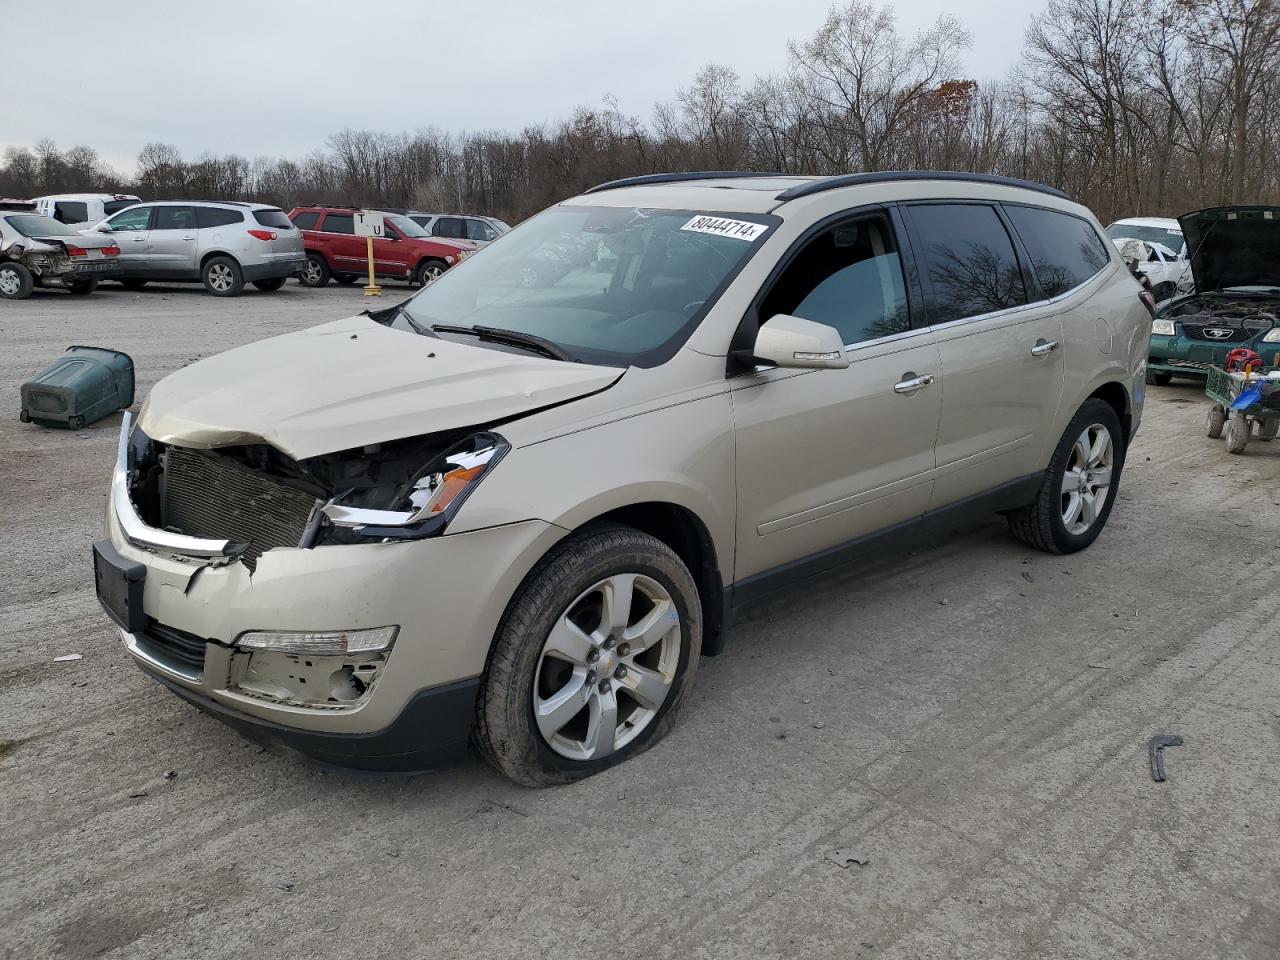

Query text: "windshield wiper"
[430, 324, 578, 362]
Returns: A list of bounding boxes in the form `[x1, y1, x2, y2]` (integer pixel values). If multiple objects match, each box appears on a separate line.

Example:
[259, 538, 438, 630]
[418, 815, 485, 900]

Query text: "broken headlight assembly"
[320, 432, 508, 540]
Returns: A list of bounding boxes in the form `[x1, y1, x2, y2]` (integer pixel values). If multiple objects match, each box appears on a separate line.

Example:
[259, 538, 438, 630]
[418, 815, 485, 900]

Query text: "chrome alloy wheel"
[206, 262, 235, 292]
[420, 264, 444, 285]
[1061, 423, 1113, 535]
[301, 260, 323, 284]
[533, 573, 681, 761]
[0, 267, 21, 296]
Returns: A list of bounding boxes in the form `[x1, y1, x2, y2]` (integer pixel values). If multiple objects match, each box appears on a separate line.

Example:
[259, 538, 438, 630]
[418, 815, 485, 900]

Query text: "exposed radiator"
[161, 446, 319, 570]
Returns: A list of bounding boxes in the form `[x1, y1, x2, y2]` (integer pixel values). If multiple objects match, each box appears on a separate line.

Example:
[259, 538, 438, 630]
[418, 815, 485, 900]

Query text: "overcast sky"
[3, 0, 1040, 174]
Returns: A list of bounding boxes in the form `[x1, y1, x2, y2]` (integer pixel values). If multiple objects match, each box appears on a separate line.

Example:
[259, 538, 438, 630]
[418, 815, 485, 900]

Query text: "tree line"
[3, 0, 1278, 226]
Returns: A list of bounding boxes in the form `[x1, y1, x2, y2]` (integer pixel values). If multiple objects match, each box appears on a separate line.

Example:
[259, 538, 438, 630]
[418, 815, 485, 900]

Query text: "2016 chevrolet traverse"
[94, 172, 1150, 785]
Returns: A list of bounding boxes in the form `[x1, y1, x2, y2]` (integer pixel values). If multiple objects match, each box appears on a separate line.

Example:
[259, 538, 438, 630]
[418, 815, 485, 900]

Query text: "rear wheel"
[1258, 419, 1279, 441]
[67, 278, 99, 295]
[252, 277, 287, 292]
[474, 524, 701, 786]
[1146, 369, 1173, 386]
[0, 262, 34, 300]
[1206, 404, 1227, 439]
[1226, 413, 1250, 454]
[417, 259, 447, 287]
[202, 256, 244, 296]
[1008, 398, 1124, 554]
[299, 253, 330, 288]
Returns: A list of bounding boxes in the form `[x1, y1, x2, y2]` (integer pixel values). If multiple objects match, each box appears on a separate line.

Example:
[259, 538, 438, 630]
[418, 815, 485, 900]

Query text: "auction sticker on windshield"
[681, 216, 768, 242]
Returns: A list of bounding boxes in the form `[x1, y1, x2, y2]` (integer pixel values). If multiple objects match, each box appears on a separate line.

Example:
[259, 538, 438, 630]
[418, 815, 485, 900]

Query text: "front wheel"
[252, 277, 287, 292]
[1225, 413, 1250, 454]
[202, 256, 244, 296]
[1007, 398, 1124, 554]
[474, 524, 702, 786]
[417, 259, 447, 287]
[0, 261, 34, 300]
[299, 253, 330, 288]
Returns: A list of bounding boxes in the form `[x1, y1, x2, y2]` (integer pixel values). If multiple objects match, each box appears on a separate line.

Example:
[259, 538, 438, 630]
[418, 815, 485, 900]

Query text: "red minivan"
[289, 206, 477, 288]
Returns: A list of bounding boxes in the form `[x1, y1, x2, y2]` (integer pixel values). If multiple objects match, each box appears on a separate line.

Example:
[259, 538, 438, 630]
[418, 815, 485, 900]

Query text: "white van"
[31, 193, 142, 230]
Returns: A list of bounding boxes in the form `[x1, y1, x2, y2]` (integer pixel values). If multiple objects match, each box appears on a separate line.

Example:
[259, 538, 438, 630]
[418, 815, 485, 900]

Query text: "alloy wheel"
[207, 263, 234, 292]
[533, 573, 680, 761]
[302, 261, 322, 284]
[1061, 423, 1113, 535]
[0, 268, 20, 296]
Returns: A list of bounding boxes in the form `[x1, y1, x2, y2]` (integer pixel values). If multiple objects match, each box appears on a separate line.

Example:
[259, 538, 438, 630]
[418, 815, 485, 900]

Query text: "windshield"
[1106, 222, 1185, 256]
[398, 205, 777, 367]
[387, 214, 430, 238]
[4, 214, 80, 237]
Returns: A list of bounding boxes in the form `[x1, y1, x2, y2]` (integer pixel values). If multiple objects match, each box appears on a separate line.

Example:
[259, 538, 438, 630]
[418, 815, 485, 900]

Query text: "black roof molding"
[774, 171, 1071, 202]
[583, 171, 780, 194]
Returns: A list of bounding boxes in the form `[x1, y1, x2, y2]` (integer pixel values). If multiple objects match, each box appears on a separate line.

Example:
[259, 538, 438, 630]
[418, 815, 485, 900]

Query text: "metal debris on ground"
[53, 654, 82, 662]
[1149, 734, 1185, 782]
[826, 850, 870, 869]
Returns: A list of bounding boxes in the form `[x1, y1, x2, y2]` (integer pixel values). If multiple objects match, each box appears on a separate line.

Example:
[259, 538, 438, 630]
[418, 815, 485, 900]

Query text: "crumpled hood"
[1179, 205, 1280, 292]
[140, 315, 622, 459]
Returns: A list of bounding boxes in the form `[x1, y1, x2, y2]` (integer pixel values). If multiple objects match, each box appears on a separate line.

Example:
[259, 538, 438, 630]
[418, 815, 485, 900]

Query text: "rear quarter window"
[103, 199, 139, 216]
[1006, 205, 1112, 298]
[254, 209, 294, 229]
[291, 211, 320, 230]
[196, 207, 244, 228]
[53, 201, 88, 224]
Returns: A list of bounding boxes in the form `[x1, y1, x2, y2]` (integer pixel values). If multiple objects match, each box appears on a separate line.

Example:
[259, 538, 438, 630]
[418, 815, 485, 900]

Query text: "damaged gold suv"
[94, 172, 1150, 785]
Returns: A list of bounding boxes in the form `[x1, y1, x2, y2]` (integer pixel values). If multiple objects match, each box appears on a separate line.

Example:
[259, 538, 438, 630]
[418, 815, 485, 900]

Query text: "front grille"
[136, 620, 209, 675]
[1181, 323, 1251, 343]
[161, 446, 318, 570]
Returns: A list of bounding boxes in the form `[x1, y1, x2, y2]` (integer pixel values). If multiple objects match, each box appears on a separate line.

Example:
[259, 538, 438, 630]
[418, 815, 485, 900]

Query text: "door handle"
[893, 373, 935, 394]
[181, 235, 195, 241]
[1031, 339, 1059, 357]
[131, 237, 147, 242]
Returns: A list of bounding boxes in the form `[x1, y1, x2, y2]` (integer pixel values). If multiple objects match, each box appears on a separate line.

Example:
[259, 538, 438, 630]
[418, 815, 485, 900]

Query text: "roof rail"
[583, 171, 779, 194]
[775, 171, 1070, 202]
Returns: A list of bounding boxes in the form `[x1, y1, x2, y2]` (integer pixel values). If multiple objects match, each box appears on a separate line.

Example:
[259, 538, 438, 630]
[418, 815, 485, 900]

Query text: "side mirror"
[751, 314, 849, 370]
[96, 223, 113, 232]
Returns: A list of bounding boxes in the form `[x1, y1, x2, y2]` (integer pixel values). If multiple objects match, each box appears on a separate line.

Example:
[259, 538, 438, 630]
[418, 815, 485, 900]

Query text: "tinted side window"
[253, 209, 293, 229]
[468, 219, 497, 241]
[909, 204, 1027, 323]
[1005, 205, 1112, 298]
[103, 199, 139, 216]
[322, 213, 354, 235]
[760, 215, 910, 346]
[433, 217, 465, 239]
[54, 201, 88, 224]
[154, 206, 198, 230]
[195, 207, 244, 228]
[108, 206, 152, 231]
[291, 211, 319, 230]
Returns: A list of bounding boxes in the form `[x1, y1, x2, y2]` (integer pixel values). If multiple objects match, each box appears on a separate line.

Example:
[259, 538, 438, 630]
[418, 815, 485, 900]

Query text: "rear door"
[432, 217, 467, 242]
[148, 205, 200, 277]
[317, 212, 361, 272]
[102, 204, 154, 275]
[900, 202, 1066, 508]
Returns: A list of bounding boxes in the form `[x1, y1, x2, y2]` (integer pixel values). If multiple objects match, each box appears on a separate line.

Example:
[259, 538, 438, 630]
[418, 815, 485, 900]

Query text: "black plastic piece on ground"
[1149, 734, 1184, 782]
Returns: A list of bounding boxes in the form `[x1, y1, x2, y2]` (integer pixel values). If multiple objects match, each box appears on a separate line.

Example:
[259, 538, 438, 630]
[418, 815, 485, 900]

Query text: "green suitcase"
[20, 345, 135, 429]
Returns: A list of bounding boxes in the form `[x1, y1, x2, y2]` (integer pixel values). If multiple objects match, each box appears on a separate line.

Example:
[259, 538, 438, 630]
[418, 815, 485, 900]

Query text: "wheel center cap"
[597, 649, 617, 676]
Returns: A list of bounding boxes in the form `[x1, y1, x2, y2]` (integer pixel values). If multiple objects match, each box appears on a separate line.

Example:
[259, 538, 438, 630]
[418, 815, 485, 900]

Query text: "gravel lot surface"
[2, 281, 1279, 959]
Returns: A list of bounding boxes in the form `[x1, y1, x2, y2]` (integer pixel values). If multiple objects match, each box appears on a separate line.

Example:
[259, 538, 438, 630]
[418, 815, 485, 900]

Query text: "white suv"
[32, 193, 142, 229]
[95, 172, 1150, 784]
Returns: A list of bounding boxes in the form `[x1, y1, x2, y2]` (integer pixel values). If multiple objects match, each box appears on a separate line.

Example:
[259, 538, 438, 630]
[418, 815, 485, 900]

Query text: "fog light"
[235, 626, 398, 655]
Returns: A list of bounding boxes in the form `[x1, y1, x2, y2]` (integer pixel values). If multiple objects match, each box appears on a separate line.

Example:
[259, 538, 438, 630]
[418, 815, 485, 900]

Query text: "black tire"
[1146, 369, 1173, 386]
[1007, 398, 1125, 554]
[333, 274, 358, 285]
[119, 279, 148, 291]
[0, 261, 34, 300]
[68, 415, 84, 430]
[474, 523, 702, 787]
[201, 256, 244, 297]
[68, 278, 99, 295]
[299, 253, 330, 288]
[1206, 404, 1227, 439]
[1225, 413, 1249, 454]
[252, 277, 287, 292]
[1258, 419, 1279, 441]
[417, 259, 448, 287]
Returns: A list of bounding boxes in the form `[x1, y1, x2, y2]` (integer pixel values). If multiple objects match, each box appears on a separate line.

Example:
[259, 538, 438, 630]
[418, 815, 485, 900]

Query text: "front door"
[147, 206, 199, 277]
[731, 211, 942, 583]
[102, 205, 153, 276]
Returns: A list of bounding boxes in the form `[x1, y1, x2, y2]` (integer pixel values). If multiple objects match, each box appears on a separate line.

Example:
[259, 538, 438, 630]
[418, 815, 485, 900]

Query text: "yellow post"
[363, 235, 381, 296]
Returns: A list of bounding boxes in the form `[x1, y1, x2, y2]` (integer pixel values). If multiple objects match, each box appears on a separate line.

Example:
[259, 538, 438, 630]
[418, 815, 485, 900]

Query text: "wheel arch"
[1088, 380, 1132, 444]
[199, 248, 240, 269]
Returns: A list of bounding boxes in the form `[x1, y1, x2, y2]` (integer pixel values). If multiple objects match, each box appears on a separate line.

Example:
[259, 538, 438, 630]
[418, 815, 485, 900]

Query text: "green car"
[1146, 205, 1280, 385]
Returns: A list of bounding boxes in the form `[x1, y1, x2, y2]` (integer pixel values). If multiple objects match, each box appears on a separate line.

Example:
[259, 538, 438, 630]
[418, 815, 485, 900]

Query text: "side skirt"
[724, 472, 1044, 622]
